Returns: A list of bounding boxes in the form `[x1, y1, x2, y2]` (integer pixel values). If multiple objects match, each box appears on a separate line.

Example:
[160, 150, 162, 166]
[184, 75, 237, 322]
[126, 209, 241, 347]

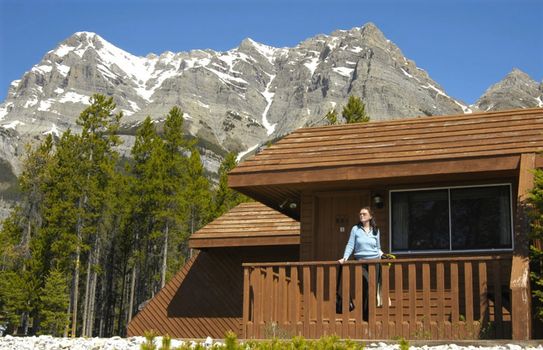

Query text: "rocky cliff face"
[0, 23, 541, 211]
[474, 68, 543, 111]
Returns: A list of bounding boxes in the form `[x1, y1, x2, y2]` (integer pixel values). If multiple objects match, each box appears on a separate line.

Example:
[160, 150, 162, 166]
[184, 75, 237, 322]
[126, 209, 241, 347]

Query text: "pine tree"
[325, 109, 339, 125]
[213, 153, 249, 218]
[529, 168, 543, 321]
[39, 268, 69, 336]
[342, 95, 370, 123]
[161, 107, 191, 286]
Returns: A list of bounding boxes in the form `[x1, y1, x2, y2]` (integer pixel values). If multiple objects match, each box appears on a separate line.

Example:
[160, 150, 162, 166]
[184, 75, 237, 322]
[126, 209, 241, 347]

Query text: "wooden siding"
[189, 202, 300, 249]
[127, 246, 299, 338]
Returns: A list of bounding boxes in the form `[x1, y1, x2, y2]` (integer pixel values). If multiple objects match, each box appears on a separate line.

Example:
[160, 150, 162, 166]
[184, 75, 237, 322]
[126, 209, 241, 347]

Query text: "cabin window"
[390, 184, 512, 253]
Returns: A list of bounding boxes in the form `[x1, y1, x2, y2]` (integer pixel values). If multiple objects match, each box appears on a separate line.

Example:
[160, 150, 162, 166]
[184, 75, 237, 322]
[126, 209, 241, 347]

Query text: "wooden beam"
[229, 155, 520, 188]
[510, 153, 535, 340]
[189, 235, 300, 249]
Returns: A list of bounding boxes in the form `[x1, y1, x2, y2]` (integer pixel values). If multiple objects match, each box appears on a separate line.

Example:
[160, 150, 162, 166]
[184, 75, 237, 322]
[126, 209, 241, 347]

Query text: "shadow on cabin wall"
[167, 246, 299, 318]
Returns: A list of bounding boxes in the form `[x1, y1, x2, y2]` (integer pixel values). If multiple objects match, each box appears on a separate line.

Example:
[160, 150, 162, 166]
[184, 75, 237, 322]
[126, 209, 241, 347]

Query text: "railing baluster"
[464, 261, 474, 337]
[303, 265, 311, 336]
[492, 260, 503, 338]
[242, 267, 250, 338]
[436, 262, 445, 338]
[329, 265, 337, 335]
[408, 263, 417, 337]
[341, 263, 350, 338]
[278, 266, 287, 328]
[290, 266, 299, 335]
[381, 263, 390, 339]
[354, 264, 363, 338]
[316, 265, 324, 335]
[422, 262, 431, 337]
[394, 263, 404, 338]
[368, 263, 377, 337]
[478, 261, 488, 337]
[451, 262, 459, 339]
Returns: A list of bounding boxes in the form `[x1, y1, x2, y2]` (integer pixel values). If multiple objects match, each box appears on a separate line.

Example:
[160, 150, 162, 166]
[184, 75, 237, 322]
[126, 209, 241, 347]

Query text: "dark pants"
[360, 262, 381, 321]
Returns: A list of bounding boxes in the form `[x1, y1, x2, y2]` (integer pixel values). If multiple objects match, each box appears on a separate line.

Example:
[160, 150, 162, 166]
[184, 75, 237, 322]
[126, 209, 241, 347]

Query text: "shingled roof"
[189, 201, 300, 248]
[229, 108, 543, 219]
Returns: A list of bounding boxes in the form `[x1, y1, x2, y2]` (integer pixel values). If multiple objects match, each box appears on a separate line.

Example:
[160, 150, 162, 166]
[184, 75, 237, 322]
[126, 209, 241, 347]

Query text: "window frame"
[388, 183, 514, 255]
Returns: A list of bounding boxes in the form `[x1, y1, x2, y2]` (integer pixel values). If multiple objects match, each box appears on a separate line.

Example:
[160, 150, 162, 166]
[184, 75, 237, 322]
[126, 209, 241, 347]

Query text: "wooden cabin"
[127, 202, 300, 338]
[128, 108, 543, 340]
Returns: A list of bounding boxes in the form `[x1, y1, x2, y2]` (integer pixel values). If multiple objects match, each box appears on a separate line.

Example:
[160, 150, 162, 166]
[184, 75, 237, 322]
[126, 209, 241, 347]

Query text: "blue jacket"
[342, 224, 381, 260]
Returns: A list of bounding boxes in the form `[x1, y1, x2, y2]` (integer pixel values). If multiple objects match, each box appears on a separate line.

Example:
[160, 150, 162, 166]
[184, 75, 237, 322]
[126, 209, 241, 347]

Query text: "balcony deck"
[242, 255, 512, 340]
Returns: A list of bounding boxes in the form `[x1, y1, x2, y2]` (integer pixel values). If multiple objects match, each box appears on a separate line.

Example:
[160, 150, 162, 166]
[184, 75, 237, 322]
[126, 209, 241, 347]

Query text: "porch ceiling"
[229, 108, 543, 219]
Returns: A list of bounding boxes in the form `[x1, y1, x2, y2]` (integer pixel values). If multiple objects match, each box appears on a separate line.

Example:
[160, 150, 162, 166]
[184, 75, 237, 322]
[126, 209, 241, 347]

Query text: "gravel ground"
[0, 335, 541, 350]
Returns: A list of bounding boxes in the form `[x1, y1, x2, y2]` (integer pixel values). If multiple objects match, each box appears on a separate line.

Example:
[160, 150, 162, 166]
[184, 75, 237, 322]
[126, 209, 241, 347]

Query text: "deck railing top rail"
[242, 254, 512, 268]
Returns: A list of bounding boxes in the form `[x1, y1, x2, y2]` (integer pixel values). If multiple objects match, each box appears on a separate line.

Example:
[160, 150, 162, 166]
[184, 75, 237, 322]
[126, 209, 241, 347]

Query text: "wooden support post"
[511, 153, 534, 340]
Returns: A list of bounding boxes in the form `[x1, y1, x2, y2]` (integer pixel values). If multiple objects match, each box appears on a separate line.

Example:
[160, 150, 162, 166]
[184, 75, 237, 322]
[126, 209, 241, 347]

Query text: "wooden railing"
[242, 256, 512, 340]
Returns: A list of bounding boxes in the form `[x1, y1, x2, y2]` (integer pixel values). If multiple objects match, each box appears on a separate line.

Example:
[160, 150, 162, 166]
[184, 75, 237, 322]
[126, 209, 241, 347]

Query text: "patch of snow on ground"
[260, 73, 277, 136]
[421, 83, 448, 99]
[43, 123, 60, 137]
[332, 67, 354, 78]
[54, 87, 64, 94]
[400, 68, 414, 79]
[2, 120, 24, 130]
[350, 46, 363, 53]
[56, 64, 71, 76]
[24, 96, 39, 108]
[453, 100, 473, 114]
[53, 44, 73, 57]
[38, 99, 53, 112]
[535, 96, 543, 107]
[237, 143, 260, 162]
[128, 100, 140, 112]
[32, 64, 53, 74]
[10, 80, 21, 88]
[59, 91, 91, 105]
[247, 38, 278, 64]
[0, 104, 11, 121]
[304, 56, 320, 76]
[205, 67, 248, 87]
[197, 101, 210, 109]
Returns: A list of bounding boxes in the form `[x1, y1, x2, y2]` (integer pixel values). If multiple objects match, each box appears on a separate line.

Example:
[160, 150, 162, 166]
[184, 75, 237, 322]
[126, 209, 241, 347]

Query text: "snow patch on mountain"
[58, 91, 91, 105]
[2, 120, 24, 130]
[237, 143, 259, 162]
[304, 56, 320, 76]
[43, 123, 60, 137]
[333, 67, 354, 78]
[261, 73, 276, 135]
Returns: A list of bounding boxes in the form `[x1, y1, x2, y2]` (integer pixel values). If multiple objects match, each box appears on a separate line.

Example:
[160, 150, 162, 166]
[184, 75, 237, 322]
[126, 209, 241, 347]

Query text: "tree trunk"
[88, 240, 100, 336]
[127, 262, 137, 323]
[160, 222, 169, 288]
[71, 244, 81, 337]
[71, 194, 86, 338]
[81, 251, 92, 336]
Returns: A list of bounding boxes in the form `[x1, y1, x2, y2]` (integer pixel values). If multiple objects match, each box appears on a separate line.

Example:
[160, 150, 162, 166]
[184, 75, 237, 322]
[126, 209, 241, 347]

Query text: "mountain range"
[0, 22, 542, 219]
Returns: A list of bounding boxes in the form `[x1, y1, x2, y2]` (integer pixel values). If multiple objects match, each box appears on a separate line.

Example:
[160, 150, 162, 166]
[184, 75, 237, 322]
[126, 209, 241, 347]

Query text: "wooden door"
[314, 191, 370, 261]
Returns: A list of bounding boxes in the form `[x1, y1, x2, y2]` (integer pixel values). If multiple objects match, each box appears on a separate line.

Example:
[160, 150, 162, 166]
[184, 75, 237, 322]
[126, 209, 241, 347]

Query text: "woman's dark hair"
[358, 206, 378, 233]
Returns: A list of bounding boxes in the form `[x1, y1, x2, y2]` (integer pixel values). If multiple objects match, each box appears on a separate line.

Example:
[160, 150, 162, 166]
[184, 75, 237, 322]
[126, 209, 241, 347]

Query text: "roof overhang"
[230, 153, 538, 219]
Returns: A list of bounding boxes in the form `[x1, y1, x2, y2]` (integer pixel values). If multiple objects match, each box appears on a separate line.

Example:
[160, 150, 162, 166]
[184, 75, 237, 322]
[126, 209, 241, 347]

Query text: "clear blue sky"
[1, 0, 542, 104]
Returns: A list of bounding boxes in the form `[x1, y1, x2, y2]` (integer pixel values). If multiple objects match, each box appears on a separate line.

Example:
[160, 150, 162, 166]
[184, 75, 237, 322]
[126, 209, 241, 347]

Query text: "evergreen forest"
[0, 94, 247, 337]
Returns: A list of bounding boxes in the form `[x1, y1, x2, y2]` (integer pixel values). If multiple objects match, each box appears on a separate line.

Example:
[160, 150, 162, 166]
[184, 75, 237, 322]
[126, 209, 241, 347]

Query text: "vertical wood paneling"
[243, 256, 512, 340]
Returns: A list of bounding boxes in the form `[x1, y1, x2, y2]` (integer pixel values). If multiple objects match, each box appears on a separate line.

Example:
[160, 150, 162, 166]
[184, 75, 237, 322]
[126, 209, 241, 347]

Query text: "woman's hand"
[338, 258, 345, 264]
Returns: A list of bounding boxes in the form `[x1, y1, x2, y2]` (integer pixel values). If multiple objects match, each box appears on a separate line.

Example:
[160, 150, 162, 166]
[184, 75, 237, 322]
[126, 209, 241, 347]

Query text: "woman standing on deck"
[338, 206, 382, 319]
